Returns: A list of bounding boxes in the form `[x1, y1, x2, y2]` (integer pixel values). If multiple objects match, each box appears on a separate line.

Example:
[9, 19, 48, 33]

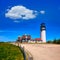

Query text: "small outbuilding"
[35, 38, 42, 43]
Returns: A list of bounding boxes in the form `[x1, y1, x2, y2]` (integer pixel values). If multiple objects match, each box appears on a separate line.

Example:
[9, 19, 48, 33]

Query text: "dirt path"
[21, 44, 60, 60]
[12, 43, 60, 60]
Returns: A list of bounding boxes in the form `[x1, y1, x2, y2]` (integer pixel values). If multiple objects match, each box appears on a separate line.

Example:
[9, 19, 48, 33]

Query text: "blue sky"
[0, 0, 60, 42]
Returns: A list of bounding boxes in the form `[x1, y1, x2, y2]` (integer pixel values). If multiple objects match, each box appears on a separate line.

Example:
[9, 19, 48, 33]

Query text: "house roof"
[35, 38, 42, 41]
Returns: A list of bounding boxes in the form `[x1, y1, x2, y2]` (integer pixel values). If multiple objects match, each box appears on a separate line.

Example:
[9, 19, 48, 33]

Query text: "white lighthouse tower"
[40, 23, 46, 42]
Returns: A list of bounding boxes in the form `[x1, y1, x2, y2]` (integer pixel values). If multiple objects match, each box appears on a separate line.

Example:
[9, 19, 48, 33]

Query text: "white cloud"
[5, 5, 37, 20]
[40, 10, 45, 14]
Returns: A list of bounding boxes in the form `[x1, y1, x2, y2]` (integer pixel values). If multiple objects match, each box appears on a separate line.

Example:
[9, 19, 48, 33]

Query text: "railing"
[20, 45, 33, 60]
[20, 45, 26, 60]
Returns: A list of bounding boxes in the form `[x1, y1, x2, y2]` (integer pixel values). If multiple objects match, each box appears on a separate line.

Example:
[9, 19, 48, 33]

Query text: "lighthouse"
[40, 23, 46, 42]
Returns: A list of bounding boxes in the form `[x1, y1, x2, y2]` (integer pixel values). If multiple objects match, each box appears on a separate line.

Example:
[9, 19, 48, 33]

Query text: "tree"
[56, 39, 60, 44]
[47, 39, 60, 44]
[47, 40, 52, 43]
[53, 39, 57, 44]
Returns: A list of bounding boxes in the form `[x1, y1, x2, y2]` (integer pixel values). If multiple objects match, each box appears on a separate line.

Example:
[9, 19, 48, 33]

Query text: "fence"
[19, 45, 33, 60]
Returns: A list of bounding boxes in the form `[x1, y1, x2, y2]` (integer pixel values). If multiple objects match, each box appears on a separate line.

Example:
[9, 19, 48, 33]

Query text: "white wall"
[41, 30, 46, 42]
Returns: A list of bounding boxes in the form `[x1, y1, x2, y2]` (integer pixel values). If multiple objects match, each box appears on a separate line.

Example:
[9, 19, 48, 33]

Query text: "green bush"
[56, 39, 60, 44]
[47, 39, 60, 44]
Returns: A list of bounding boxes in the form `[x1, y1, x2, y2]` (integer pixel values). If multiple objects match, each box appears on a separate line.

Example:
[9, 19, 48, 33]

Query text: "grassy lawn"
[0, 42, 24, 60]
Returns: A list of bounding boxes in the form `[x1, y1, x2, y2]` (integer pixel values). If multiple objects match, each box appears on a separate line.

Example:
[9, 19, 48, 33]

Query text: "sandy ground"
[12, 43, 60, 60]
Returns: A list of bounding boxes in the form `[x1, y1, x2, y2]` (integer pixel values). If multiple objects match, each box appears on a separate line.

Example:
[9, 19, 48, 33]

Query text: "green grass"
[0, 42, 24, 60]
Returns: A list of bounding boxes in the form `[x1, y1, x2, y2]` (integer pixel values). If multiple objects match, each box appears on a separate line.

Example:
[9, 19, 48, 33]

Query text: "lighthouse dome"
[41, 23, 45, 27]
